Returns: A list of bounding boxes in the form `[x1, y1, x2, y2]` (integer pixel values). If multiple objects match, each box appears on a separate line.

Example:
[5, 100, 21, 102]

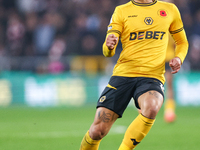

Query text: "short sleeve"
[107, 6, 123, 36]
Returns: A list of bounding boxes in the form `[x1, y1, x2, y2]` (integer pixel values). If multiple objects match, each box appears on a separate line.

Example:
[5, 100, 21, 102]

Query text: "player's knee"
[146, 105, 160, 117]
[141, 99, 163, 118]
[89, 125, 108, 140]
[94, 129, 107, 139]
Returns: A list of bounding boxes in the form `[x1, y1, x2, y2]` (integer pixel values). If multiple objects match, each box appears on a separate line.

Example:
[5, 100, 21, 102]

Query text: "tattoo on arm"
[98, 111, 112, 123]
[148, 91, 159, 98]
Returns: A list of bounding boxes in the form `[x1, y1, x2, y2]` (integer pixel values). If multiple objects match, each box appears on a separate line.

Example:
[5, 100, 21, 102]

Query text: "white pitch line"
[110, 125, 127, 134]
[0, 125, 127, 138]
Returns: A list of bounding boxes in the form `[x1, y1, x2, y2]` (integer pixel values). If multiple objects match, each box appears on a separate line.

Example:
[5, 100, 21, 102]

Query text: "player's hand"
[169, 57, 182, 74]
[106, 34, 118, 50]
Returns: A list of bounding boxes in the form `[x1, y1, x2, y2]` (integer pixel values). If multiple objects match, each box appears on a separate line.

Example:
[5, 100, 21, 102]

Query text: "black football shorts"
[97, 76, 164, 118]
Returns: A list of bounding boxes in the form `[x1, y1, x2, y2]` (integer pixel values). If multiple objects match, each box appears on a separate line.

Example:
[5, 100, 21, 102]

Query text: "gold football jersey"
[103, 0, 188, 84]
[165, 34, 175, 62]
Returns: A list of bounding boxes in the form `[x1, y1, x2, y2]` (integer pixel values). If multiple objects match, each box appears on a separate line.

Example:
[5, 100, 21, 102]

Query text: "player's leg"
[119, 78, 164, 150]
[164, 69, 176, 123]
[80, 107, 119, 150]
[138, 90, 164, 119]
[119, 90, 163, 150]
[80, 76, 137, 150]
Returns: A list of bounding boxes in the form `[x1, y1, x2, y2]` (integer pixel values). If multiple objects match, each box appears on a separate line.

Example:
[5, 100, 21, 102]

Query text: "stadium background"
[0, 0, 200, 150]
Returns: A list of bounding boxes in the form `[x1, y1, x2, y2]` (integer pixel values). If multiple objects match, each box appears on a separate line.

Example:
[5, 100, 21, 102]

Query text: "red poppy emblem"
[160, 10, 167, 17]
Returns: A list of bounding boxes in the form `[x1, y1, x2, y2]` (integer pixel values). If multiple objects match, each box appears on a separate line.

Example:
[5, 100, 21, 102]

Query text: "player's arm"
[172, 29, 188, 64]
[170, 29, 188, 74]
[102, 6, 123, 57]
[169, 4, 189, 74]
[103, 34, 119, 57]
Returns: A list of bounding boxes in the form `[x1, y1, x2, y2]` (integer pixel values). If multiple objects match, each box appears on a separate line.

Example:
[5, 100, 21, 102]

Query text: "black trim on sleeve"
[170, 27, 183, 34]
[107, 30, 121, 36]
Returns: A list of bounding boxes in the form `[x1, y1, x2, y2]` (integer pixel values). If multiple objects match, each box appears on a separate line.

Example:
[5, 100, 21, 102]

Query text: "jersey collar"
[131, 0, 157, 6]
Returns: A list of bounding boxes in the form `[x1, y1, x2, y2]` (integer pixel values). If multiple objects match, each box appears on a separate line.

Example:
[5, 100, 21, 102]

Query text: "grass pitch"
[0, 105, 199, 150]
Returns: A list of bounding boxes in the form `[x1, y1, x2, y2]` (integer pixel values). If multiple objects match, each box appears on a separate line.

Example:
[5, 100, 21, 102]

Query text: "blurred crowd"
[0, 0, 199, 73]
